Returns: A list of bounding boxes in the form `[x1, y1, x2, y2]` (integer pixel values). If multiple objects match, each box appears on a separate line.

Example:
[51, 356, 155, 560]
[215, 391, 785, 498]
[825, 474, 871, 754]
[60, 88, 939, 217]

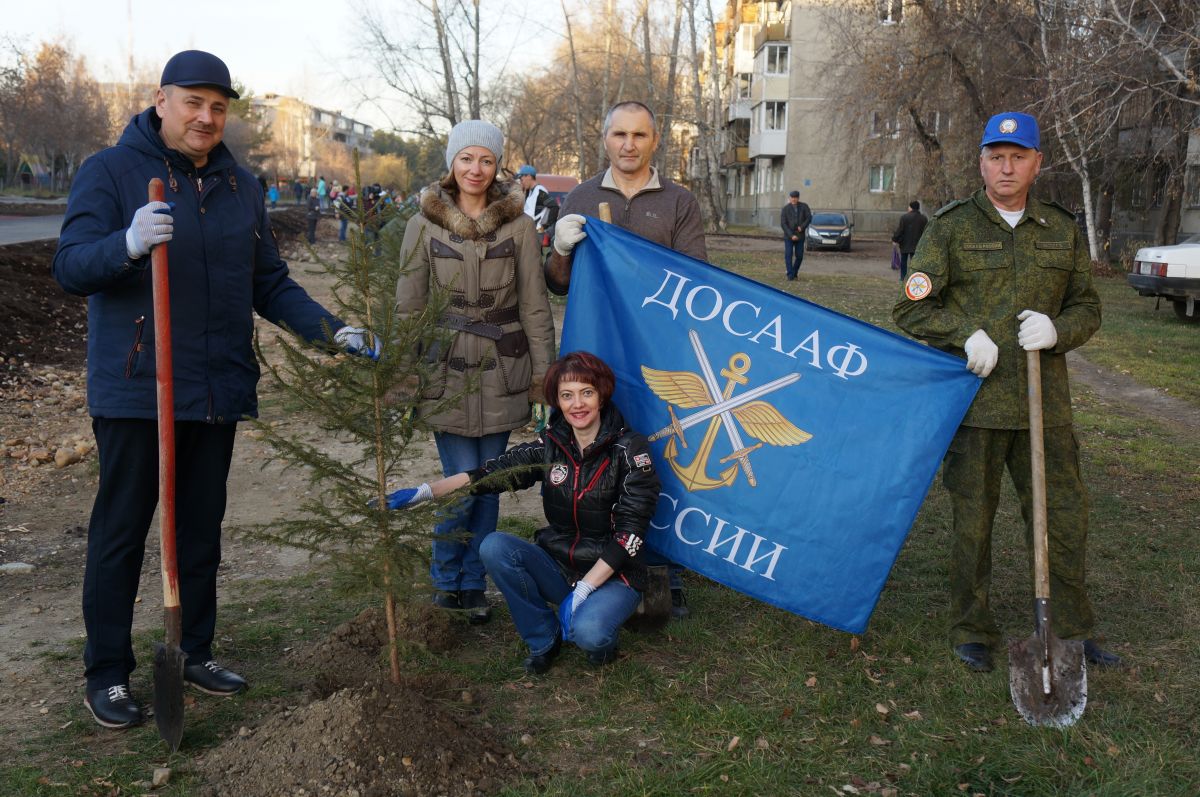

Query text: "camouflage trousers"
[942, 424, 1095, 648]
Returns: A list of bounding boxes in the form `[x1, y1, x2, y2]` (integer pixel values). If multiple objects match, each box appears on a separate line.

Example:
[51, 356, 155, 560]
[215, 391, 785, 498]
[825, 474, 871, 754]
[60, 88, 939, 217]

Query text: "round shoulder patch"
[904, 272, 933, 301]
[549, 463, 569, 486]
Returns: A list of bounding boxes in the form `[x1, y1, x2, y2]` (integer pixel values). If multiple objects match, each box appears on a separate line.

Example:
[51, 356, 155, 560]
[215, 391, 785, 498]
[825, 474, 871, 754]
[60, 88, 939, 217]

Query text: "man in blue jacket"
[53, 50, 372, 730]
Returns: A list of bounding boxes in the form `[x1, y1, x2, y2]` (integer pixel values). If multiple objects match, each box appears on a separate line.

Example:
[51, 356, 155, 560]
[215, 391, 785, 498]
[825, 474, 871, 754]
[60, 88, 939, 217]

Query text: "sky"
[7, 0, 563, 131]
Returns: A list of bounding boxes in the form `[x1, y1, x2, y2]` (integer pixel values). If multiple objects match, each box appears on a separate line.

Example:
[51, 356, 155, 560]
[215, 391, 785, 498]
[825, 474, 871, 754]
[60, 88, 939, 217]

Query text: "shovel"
[148, 178, 186, 751]
[1008, 349, 1087, 728]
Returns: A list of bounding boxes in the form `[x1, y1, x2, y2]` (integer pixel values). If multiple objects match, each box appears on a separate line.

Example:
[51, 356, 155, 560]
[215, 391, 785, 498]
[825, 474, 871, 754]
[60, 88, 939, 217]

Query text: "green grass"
[3, 254, 1196, 796]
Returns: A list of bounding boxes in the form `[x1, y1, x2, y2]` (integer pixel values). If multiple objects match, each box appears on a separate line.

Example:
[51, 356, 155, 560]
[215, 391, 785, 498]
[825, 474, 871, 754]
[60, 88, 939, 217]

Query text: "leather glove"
[1017, 310, 1058, 351]
[557, 580, 595, 641]
[125, 201, 173, 259]
[553, 214, 587, 256]
[383, 482, 432, 510]
[334, 325, 382, 360]
[963, 329, 999, 378]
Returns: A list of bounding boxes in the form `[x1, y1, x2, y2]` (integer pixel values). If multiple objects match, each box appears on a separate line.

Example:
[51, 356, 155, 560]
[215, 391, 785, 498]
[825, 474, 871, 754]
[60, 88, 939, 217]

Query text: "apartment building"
[251, 94, 374, 180]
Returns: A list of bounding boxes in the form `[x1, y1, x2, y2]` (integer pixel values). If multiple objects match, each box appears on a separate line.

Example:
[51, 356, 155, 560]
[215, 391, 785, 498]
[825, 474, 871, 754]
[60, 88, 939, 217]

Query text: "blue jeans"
[480, 532, 642, 657]
[430, 431, 510, 592]
[339, 218, 348, 241]
[784, 237, 804, 278]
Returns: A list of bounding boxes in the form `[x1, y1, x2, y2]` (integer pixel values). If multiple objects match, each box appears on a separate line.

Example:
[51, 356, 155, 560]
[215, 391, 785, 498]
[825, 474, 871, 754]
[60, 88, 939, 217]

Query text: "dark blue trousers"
[784, 238, 804, 278]
[82, 418, 236, 690]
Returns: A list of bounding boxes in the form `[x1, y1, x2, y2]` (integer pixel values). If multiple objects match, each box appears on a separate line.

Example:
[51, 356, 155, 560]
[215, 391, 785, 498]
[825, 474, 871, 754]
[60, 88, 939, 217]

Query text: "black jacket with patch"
[468, 403, 661, 590]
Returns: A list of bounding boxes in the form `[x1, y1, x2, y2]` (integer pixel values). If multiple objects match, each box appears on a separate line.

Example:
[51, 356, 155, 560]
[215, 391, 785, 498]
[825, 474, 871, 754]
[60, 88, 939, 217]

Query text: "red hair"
[543, 351, 615, 406]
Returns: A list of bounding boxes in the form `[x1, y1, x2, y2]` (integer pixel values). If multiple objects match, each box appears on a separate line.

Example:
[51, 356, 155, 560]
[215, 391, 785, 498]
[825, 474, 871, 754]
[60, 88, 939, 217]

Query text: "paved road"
[0, 215, 64, 245]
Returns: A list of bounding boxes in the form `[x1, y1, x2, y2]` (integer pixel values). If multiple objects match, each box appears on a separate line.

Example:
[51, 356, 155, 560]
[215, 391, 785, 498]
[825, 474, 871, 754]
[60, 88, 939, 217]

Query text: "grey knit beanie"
[444, 120, 504, 169]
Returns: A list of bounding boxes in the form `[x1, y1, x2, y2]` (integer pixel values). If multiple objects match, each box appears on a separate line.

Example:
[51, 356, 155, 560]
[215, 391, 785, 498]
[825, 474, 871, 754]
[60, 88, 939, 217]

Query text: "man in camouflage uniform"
[893, 112, 1121, 673]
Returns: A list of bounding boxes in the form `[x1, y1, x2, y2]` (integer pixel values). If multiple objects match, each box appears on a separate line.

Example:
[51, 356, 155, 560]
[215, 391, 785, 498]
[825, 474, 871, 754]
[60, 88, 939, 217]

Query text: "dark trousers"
[941, 424, 1094, 649]
[306, 216, 318, 244]
[899, 251, 913, 281]
[784, 237, 804, 278]
[82, 418, 236, 690]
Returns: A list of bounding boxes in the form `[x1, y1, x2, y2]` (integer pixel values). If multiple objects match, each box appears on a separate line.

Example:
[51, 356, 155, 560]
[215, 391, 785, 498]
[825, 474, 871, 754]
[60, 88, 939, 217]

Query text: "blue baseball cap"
[980, 112, 1039, 149]
[160, 50, 239, 99]
[516, 165, 537, 177]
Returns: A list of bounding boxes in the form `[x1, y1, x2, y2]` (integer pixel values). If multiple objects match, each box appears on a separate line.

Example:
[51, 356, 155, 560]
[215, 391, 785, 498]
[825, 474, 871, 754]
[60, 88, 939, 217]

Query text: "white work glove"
[1017, 309, 1058, 351]
[963, 329, 999, 378]
[553, 214, 587, 256]
[125, 201, 173, 259]
[334, 325, 382, 360]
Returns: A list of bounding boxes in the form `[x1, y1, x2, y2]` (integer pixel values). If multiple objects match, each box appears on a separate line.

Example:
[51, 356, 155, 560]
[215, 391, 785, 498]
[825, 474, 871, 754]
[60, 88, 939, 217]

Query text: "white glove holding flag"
[553, 214, 587, 256]
[126, 201, 173, 259]
[963, 329, 998, 378]
[1017, 310, 1058, 351]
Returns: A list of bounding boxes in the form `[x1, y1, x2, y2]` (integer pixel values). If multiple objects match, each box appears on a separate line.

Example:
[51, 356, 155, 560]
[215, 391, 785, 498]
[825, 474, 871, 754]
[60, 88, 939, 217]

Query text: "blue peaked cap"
[980, 112, 1039, 149]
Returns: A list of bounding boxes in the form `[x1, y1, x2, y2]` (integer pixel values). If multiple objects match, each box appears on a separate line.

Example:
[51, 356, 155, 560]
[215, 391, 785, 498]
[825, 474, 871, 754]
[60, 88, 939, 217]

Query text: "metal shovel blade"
[1008, 633, 1087, 728]
[624, 565, 672, 632]
[153, 632, 186, 751]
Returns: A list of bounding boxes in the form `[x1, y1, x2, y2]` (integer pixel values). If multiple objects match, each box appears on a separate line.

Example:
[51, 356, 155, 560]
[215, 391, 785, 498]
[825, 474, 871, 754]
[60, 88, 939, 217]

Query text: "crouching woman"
[385, 352, 661, 674]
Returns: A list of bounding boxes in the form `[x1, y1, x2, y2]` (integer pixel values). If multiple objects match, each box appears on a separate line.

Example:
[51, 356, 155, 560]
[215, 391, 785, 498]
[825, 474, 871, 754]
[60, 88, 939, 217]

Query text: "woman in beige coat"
[395, 120, 556, 623]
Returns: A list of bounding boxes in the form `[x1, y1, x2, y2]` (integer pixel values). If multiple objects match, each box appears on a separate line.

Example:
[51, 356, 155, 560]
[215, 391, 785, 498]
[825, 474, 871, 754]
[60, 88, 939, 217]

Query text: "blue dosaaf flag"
[561, 219, 980, 633]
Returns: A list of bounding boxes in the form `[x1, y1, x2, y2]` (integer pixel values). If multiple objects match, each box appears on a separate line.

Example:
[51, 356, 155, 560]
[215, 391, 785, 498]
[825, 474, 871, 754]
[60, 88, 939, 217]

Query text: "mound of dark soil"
[198, 605, 526, 797]
[292, 605, 459, 699]
[0, 240, 87, 367]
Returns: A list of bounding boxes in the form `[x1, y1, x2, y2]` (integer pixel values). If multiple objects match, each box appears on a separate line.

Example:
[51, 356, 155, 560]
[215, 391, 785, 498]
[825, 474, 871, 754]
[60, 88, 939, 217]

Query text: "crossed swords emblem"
[642, 330, 812, 492]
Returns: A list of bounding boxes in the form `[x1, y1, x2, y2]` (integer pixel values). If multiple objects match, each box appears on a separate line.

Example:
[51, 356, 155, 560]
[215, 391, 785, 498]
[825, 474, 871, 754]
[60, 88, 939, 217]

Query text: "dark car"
[806, 212, 853, 252]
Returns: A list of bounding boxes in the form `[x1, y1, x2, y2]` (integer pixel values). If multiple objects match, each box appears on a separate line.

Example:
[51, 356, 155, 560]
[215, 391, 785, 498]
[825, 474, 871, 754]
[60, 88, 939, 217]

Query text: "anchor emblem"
[642, 330, 812, 492]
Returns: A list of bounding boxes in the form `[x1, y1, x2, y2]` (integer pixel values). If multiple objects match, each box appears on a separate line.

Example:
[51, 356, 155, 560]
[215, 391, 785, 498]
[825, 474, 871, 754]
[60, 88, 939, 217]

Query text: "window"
[878, 0, 903, 23]
[924, 111, 943, 134]
[869, 164, 896, 193]
[763, 101, 787, 131]
[736, 73, 752, 99]
[869, 111, 898, 138]
[765, 44, 789, 75]
[1151, 165, 1170, 208]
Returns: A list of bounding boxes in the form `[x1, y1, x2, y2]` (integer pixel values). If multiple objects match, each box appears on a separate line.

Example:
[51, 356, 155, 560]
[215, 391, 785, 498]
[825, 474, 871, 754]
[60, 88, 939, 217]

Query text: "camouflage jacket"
[892, 189, 1100, 429]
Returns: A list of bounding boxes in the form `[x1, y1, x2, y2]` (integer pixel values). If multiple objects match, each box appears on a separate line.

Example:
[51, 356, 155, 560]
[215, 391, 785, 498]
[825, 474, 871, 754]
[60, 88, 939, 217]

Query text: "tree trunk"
[687, 0, 724, 232]
[431, 0, 461, 127]
[561, 0, 587, 180]
[661, 0, 684, 177]
[470, 0, 481, 119]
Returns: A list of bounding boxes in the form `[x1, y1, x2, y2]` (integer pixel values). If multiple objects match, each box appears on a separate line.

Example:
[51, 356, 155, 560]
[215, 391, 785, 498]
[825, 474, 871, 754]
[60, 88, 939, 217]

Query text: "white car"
[1128, 233, 1200, 323]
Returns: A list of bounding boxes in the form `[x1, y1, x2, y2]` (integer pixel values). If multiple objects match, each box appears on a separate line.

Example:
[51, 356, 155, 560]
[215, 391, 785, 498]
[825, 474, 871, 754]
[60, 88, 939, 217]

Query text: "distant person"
[267, 182, 279, 209]
[780, 190, 812, 280]
[293, 179, 304, 205]
[892, 111, 1120, 674]
[546, 100, 706, 619]
[891, 200, 928, 281]
[52, 49, 373, 731]
[317, 175, 328, 210]
[306, 187, 320, 243]
[516, 164, 557, 240]
[394, 119, 556, 623]
[334, 184, 355, 242]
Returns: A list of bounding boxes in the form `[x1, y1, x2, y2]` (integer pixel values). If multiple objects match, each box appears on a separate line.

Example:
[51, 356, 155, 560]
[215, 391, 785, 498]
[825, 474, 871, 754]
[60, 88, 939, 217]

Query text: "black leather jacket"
[468, 404, 661, 590]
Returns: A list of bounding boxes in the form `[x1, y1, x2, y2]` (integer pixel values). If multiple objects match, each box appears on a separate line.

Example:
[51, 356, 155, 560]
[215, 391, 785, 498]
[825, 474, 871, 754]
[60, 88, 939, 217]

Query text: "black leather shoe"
[432, 590, 461, 610]
[1083, 640, 1124, 669]
[523, 636, 562, 675]
[953, 643, 994, 673]
[184, 660, 248, 696]
[670, 588, 691, 620]
[586, 648, 618, 666]
[460, 589, 492, 625]
[84, 684, 142, 729]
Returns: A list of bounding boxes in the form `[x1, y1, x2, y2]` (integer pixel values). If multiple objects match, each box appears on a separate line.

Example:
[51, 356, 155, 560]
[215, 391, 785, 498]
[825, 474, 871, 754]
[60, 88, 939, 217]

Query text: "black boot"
[460, 589, 492, 625]
[431, 590, 461, 610]
[1083, 640, 1123, 669]
[670, 588, 691, 620]
[523, 636, 562, 675]
[953, 643, 994, 673]
[83, 684, 142, 729]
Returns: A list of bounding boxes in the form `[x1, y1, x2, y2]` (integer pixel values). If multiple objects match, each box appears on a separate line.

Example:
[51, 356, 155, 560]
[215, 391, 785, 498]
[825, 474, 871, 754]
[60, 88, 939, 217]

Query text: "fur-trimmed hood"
[418, 179, 525, 240]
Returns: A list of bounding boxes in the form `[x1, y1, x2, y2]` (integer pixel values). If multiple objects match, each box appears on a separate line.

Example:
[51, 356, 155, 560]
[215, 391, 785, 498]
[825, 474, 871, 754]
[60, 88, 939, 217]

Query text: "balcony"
[727, 98, 751, 121]
[721, 146, 750, 167]
[754, 22, 787, 51]
[748, 130, 786, 159]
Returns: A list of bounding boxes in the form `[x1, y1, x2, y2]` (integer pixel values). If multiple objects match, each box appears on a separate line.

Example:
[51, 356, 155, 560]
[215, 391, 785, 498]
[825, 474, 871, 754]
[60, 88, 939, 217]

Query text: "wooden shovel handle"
[1026, 349, 1049, 602]
[149, 179, 181, 641]
[597, 202, 612, 223]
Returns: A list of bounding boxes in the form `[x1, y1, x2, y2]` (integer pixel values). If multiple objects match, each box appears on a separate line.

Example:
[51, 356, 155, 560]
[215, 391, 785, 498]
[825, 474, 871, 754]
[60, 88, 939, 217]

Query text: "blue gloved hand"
[334, 325, 382, 360]
[557, 580, 595, 641]
[383, 482, 432, 510]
